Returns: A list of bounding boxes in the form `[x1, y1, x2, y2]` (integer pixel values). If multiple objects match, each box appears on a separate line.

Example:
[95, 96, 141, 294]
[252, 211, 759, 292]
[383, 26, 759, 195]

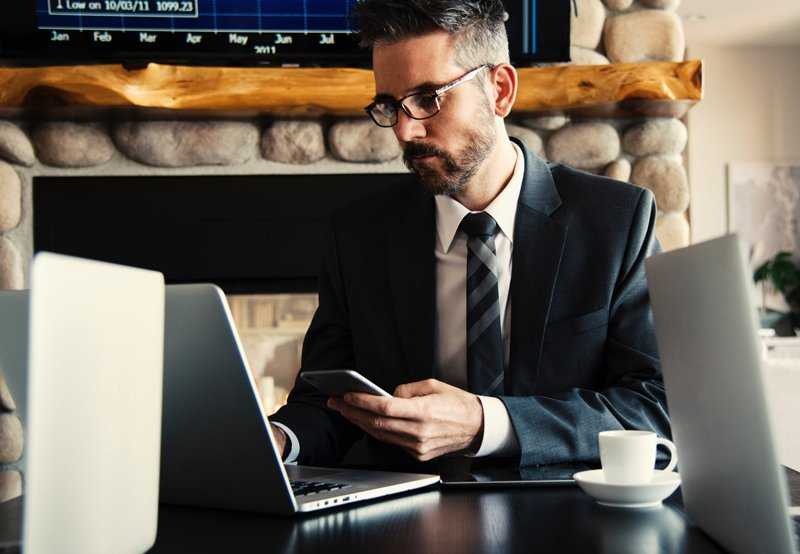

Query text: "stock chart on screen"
[39, 0, 354, 33]
[33, 0, 360, 62]
[1, 1, 568, 66]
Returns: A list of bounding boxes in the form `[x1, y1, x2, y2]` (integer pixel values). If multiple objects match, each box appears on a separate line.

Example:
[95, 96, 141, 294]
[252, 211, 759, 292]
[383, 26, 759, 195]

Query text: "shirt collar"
[434, 141, 525, 253]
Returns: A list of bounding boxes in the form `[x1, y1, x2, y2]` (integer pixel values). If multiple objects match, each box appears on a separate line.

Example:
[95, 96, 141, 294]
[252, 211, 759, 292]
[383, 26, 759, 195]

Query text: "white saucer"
[573, 469, 681, 509]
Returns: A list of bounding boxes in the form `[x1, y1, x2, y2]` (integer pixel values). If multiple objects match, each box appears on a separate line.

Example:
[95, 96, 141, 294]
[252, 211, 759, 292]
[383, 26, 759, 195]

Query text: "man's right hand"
[270, 423, 287, 459]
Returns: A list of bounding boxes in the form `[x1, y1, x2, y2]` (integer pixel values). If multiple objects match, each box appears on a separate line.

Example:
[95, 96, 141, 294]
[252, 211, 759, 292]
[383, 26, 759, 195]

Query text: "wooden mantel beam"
[0, 60, 702, 119]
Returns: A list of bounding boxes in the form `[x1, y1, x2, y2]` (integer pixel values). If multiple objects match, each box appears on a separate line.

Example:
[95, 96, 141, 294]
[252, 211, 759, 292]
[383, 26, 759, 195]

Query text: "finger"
[345, 415, 427, 451]
[361, 426, 421, 450]
[335, 401, 424, 440]
[401, 439, 458, 462]
[342, 393, 421, 419]
[394, 378, 445, 399]
[338, 406, 460, 461]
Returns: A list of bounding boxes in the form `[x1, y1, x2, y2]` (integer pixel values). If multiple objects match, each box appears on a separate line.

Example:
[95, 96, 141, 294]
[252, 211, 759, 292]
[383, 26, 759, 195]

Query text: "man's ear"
[489, 63, 518, 118]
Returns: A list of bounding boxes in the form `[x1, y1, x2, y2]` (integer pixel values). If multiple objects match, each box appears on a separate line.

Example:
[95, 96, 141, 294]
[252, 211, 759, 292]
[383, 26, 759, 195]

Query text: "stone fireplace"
[0, 110, 691, 425]
[0, 113, 690, 290]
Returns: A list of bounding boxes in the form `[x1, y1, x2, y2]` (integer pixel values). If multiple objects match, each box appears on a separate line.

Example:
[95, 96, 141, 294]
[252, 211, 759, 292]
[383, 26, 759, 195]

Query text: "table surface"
[2, 468, 797, 554]
[150, 486, 724, 554]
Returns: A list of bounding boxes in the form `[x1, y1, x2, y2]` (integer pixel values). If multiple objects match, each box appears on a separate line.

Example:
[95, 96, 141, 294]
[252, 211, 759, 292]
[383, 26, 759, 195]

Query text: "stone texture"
[521, 115, 570, 131]
[0, 414, 22, 463]
[640, 0, 681, 9]
[506, 123, 545, 158]
[603, 0, 634, 10]
[32, 122, 115, 168]
[0, 162, 21, 232]
[0, 121, 35, 167]
[261, 120, 326, 164]
[570, 46, 610, 65]
[328, 119, 401, 163]
[0, 372, 15, 412]
[631, 156, 689, 212]
[571, 0, 606, 50]
[604, 10, 685, 63]
[546, 123, 620, 170]
[656, 212, 690, 251]
[113, 121, 259, 167]
[0, 237, 23, 290]
[623, 118, 687, 156]
[605, 158, 632, 182]
[0, 470, 21, 503]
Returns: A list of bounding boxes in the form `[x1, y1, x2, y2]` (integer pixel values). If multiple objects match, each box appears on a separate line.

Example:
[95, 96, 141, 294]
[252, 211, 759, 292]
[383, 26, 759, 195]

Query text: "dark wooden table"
[149, 486, 726, 554]
[3, 469, 797, 553]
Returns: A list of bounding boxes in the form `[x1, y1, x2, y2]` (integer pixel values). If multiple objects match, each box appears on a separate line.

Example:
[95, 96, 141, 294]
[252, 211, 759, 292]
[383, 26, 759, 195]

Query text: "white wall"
[687, 45, 800, 471]
[687, 45, 800, 243]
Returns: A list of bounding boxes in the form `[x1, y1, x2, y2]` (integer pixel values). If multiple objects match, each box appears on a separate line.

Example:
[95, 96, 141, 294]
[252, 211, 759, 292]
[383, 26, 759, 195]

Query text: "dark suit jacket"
[271, 139, 669, 470]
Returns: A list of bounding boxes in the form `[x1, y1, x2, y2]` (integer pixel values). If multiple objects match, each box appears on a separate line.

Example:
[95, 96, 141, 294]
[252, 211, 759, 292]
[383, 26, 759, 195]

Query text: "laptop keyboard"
[290, 479, 351, 497]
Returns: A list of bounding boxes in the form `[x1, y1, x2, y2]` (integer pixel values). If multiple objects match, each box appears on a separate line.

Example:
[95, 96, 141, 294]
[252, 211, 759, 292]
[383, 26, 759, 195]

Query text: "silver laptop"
[646, 234, 800, 554]
[159, 284, 439, 515]
[0, 252, 165, 554]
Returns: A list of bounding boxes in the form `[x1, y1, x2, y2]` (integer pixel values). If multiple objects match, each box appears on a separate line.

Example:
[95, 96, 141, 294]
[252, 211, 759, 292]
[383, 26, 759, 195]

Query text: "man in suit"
[269, 0, 670, 470]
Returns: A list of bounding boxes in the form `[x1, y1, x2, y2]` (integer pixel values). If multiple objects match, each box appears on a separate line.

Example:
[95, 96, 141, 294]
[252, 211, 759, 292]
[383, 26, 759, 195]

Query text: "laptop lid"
[23, 252, 165, 554]
[645, 234, 797, 554]
[160, 284, 298, 515]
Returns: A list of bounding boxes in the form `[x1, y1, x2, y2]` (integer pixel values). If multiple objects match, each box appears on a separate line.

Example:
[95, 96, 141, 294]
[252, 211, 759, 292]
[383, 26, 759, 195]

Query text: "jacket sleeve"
[497, 189, 670, 468]
[269, 216, 364, 466]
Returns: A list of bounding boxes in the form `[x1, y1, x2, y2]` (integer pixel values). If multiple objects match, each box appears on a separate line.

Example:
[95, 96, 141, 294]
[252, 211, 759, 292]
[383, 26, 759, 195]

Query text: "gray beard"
[404, 117, 496, 197]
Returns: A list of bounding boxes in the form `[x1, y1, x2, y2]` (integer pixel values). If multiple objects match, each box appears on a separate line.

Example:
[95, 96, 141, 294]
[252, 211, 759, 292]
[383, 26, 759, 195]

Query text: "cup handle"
[655, 437, 678, 473]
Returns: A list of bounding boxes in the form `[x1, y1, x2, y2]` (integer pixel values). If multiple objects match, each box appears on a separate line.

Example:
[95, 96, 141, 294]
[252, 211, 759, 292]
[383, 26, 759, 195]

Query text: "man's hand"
[270, 423, 287, 459]
[327, 378, 484, 462]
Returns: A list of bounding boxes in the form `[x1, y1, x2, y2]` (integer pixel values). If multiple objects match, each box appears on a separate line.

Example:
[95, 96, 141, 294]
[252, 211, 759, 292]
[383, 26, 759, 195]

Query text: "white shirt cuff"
[270, 421, 300, 465]
[471, 396, 520, 457]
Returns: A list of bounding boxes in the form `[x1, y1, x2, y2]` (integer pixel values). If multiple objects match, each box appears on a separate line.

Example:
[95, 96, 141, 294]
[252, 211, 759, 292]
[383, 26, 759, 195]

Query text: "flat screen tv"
[0, 1, 570, 66]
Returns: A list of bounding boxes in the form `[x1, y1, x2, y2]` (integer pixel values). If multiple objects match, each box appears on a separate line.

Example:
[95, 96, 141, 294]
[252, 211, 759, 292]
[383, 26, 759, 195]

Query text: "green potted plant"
[753, 251, 800, 332]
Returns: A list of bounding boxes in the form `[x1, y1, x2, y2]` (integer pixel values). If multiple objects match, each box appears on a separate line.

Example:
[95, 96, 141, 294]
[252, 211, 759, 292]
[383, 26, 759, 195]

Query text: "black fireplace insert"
[33, 173, 405, 294]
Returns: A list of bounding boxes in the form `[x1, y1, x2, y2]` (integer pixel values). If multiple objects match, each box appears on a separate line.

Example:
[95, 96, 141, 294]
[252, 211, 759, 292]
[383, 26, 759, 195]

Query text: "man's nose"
[393, 108, 427, 143]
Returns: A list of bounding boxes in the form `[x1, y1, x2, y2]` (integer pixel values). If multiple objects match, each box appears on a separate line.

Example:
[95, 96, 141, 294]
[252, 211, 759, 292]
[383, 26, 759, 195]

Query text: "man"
[269, 0, 669, 470]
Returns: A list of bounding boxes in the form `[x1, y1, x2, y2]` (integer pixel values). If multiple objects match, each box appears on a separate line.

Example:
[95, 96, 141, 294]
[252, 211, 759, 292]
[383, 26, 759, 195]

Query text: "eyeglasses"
[364, 64, 494, 128]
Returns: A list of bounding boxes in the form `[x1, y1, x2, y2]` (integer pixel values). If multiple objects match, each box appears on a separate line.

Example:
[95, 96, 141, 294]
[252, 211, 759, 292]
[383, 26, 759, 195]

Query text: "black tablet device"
[440, 459, 595, 487]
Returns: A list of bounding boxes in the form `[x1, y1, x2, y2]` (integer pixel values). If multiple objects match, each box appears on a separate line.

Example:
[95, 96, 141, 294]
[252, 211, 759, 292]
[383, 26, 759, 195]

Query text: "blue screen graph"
[37, 0, 356, 33]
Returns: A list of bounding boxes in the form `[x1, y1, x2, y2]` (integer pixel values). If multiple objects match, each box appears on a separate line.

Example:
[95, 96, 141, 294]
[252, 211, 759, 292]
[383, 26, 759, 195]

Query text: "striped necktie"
[460, 212, 505, 396]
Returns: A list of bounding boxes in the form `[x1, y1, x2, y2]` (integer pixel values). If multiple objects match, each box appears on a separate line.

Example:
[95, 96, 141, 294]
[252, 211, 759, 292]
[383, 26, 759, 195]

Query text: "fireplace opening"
[33, 173, 404, 412]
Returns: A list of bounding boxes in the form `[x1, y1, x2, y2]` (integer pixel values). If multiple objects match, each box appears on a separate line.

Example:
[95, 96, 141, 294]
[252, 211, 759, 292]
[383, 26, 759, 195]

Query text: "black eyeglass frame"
[364, 63, 495, 128]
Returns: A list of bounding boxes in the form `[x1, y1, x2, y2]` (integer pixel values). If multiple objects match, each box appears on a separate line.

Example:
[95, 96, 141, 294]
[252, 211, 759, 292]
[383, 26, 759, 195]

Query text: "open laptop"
[0, 252, 165, 553]
[646, 234, 800, 554]
[159, 284, 439, 515]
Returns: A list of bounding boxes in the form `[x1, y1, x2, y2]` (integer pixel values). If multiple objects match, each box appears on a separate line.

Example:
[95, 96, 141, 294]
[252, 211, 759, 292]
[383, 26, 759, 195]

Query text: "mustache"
[402, 142, 449, 162]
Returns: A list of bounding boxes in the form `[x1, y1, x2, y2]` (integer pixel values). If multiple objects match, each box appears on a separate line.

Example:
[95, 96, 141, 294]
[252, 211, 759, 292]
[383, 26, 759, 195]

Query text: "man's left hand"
[327, 378, 484, 462]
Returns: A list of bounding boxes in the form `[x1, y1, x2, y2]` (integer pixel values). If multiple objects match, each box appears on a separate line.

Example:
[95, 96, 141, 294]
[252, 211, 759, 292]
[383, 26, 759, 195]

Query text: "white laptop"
[159, 284, 439, 515]
[646, 234, 800, 554]
[0, 252, 165, 554]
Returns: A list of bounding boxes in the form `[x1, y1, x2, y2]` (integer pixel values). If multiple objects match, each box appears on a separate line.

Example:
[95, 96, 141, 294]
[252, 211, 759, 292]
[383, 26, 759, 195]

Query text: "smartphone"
[300, 369, 392, 398]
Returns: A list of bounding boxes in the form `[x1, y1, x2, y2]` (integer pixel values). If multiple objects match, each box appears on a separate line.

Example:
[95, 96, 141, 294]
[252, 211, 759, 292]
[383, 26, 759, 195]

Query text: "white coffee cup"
[598, 430, 677, 485]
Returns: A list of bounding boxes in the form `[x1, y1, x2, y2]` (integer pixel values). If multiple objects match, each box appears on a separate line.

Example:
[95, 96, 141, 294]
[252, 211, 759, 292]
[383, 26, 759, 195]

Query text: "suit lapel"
[507, 139, 569, 395]
[387, 189, 437, 384]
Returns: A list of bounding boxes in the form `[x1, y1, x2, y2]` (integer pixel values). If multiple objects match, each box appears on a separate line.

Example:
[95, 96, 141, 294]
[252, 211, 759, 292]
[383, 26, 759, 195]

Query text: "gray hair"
[353, 0, 510, 69]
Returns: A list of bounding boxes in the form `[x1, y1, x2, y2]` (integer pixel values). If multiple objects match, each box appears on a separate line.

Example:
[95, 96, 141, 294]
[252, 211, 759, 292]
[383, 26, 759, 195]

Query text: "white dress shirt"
[277, 142, 525, 463]
[434, 142, 523, 457]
